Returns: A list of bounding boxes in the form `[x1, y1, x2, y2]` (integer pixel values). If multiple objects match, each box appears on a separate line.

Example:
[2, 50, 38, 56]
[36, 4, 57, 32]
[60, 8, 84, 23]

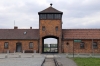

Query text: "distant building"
[0, 4, 100, 53]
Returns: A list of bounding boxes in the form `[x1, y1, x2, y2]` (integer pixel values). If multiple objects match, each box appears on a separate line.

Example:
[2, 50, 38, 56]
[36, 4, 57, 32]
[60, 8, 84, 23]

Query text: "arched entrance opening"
[16, 42, 22, 52]
[42, 36, 59, 53]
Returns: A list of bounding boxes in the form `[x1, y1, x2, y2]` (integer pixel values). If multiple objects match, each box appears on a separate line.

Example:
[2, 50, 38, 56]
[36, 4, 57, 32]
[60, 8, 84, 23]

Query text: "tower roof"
[38, 5, 63, 14]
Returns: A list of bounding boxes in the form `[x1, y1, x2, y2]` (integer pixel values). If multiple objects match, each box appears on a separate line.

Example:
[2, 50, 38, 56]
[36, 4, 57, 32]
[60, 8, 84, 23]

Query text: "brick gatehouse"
[0, 4, 100, 54]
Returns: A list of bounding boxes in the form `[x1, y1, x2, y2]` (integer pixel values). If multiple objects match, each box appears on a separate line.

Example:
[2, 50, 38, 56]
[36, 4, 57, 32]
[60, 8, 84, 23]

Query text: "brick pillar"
[59, 38, 62, 53]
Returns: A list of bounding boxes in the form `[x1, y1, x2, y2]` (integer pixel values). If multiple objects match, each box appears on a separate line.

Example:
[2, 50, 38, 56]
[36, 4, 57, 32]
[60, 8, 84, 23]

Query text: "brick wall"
[39, 20, 62, 53]
[62, 39, 100, 54]
[0, 39, 38, 53]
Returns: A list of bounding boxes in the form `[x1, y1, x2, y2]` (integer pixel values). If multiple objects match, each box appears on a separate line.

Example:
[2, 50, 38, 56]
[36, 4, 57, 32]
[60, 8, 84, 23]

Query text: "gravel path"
[0, 53, 45, 66]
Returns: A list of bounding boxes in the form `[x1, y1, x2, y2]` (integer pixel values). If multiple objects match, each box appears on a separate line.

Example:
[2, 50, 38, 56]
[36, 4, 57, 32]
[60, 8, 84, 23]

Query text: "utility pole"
[73, 40, 74, 58]
[92, 39, 94, 56]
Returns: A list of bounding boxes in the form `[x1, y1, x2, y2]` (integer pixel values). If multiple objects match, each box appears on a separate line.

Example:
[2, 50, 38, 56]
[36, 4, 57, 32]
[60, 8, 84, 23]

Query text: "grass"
[73, 57, 100, 66]
[44, 48, 50, 52]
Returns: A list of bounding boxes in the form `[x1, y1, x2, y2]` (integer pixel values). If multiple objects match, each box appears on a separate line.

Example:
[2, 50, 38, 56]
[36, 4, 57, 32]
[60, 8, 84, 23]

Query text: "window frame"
[55, 26, 58, 31]
[93, 42, 98, 49]
[54, 14, 61, 19]
[80, 42, 85, 49]
[42, 26, 45, 31]
[40, 14, 47, 19]
[29, 42, 33, 49]
[4, 42, 9, 49]
[47, 14, 54, 19]
[39, 14, 62, 20]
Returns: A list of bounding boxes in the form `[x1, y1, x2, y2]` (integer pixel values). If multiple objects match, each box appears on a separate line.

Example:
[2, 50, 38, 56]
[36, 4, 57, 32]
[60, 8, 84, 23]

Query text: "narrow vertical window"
[80, 42, 85, 49]
[55, 26, 58, 31]
[93, 42, 97, 49]
[29, 42, 33, 49]
[4, 42, 9, 49]
[42, 26, 45, 31]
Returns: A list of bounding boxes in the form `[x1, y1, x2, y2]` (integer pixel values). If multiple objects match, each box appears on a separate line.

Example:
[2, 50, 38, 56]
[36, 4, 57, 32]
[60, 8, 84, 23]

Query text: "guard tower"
[38, 4, 63, 53]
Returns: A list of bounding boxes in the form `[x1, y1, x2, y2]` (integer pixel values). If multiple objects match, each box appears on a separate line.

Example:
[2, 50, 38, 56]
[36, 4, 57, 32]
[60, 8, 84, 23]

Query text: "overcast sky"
[44, 38, 57, 44]
[0, 0, 100, 29]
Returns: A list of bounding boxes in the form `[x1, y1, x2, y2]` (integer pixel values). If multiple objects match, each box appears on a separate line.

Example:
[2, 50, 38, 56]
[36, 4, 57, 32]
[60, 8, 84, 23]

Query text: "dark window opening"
[40, 14, 46, 19]
[54, 14, 61, 19]
[47, 14, 53, 19]
[4, 42, 9, 49]
[42, 26, 45, 31]
[80, 42, 85, 49]
[55, 26, 58, 31]
[93, 42, 97, 49]
[39, 14, 62, 19]
[29, 42, 33, 49]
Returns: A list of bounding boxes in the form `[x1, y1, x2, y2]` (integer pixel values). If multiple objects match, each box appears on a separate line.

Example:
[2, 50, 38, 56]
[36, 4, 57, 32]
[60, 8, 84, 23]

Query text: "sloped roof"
[38, 6, 63, 14]
[63, 29, 100, 39]
[0, 29, 39, 39]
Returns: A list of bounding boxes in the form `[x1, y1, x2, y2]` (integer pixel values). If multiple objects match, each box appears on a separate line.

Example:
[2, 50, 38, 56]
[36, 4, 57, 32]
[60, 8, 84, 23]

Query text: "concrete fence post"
[77, 54, 80, 57]
[5, 54, 8, 58]
[66, 53, 69, 58]
[7, 50, 9, 54]
[32, 54, 34, 58]
[34, 50, 36, 53]
[14, 50, 15, 54]
[19, 54, 21, 58]
[23, 50, 25, 53]
[89, 54, 92, 57]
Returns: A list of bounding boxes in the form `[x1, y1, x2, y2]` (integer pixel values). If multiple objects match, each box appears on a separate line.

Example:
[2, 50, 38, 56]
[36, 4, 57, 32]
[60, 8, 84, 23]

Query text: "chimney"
[14, 26, 18, 29]
[30, 27, 32, 29]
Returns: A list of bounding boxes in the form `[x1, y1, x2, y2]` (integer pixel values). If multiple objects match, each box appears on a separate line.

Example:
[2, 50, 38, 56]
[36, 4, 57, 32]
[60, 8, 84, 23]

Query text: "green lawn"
[73, 57, 100, 66]
[44, 48, 50, 52]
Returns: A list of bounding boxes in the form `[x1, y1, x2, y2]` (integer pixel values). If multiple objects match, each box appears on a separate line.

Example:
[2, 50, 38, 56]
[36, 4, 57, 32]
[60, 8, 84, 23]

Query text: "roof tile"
[63, 29, 100, 39]
[38, 6, 63, 14]
[0, 29, 39, 39]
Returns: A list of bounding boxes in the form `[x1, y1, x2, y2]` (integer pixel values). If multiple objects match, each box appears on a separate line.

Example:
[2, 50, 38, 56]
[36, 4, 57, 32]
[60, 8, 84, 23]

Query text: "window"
[40, 14, 46, 19]
[39, 14, 62, 19]
[80, 42, 85, 49]
[55, 26, 58, 31]
[93, 42, 97, 49]
[54, 14, 61, 19]
[42, 26, 45, 31]
[4, 42, 9, 49]
[29, 42, 33, 49]
[24, 32, 27, 35]
[47, 14, 53, 19]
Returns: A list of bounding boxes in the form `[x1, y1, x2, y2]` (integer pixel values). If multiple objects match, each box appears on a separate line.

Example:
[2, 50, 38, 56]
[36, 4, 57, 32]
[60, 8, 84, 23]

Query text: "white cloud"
[0, 0, 100, 29]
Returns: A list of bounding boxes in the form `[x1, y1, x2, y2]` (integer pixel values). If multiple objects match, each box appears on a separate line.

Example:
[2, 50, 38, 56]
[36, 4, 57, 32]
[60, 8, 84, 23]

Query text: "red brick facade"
[39, 20, 62, 53]
[62, 39, 100, 53]
[0, 40, 38, 53]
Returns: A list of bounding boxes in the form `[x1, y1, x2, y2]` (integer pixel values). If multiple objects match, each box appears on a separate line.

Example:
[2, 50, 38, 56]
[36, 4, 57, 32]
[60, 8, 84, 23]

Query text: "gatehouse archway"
[42, 36, 59, 53]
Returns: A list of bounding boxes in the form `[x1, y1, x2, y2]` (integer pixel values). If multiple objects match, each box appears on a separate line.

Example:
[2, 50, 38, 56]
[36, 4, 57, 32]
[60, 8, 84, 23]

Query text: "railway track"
[42, 58, 55, 66]
[42, 54, 62, 66]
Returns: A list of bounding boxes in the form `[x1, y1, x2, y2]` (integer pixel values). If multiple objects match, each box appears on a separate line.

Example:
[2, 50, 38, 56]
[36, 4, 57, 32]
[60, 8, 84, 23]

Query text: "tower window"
[39, 14, 62, 19]
[93, 42, 97, 49]
[47, 14, 53, 19]
[4, 42, 9, 49]
[55, 26, 58, 31]
[54, 14, 61, 19]
[42, 26, 45, 31]
[80, 42, 85, 49]
[40, 14, 46, 19]
[29, 42, 33, 49]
